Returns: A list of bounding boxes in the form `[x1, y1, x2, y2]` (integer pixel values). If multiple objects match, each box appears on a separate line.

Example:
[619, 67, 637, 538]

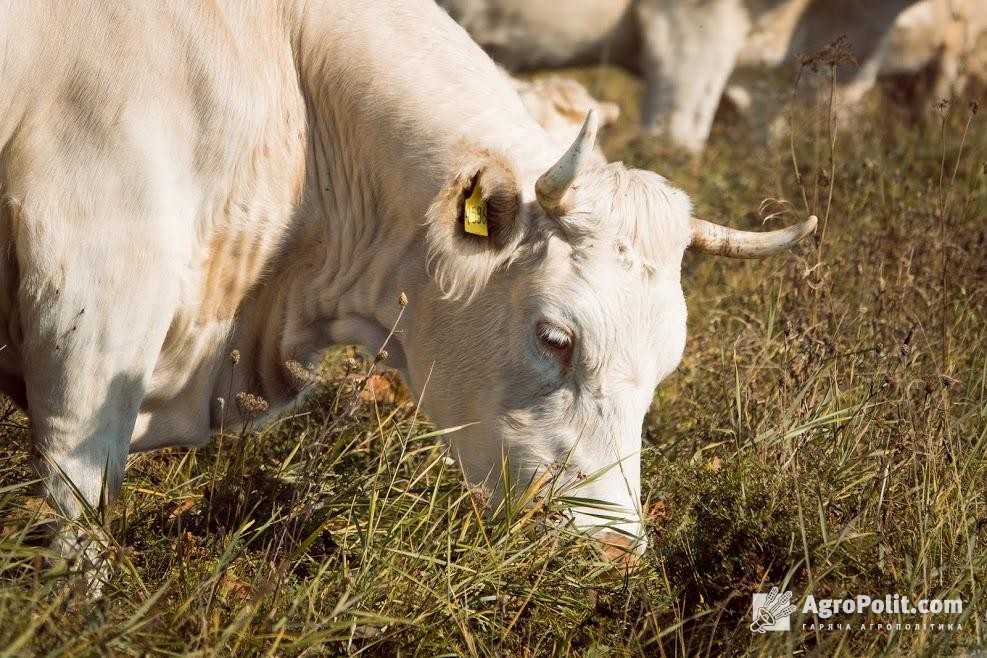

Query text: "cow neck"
[224, 111, 427, 409]
[226, 0, 563, 408]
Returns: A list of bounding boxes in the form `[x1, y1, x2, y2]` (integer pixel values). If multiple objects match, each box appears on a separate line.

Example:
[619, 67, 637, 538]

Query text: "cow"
[0, 0, 814, 579]
[723, 0, 987, 138]
[436, 0, 924, 151]
[879, 0, 987, 104]
[511, 73, 620, 166]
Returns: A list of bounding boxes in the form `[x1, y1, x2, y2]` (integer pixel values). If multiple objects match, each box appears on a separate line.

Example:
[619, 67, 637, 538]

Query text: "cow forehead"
[524, 237, 679, 332]
[552, 164, 693, 273]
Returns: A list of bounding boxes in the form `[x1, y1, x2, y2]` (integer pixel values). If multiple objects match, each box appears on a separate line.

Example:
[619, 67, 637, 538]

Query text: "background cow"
[725, 0, 987, 139]
[879, 0, 987, 102]
[438, 0, 983, 152]
[510, 71, 621, 165]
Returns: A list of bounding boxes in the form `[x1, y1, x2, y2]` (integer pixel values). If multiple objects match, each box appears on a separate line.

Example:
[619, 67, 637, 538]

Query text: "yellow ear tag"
[463, 182, 488, 237]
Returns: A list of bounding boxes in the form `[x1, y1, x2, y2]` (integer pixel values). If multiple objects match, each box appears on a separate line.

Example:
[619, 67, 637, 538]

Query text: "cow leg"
[30, 366, 144, 579]
[791, 0, 917, 116]
[16, 219, 179, 588]
[635, 0, 750, 152]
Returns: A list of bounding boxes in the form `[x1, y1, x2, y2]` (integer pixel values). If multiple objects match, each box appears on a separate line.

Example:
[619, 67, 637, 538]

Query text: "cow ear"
[425, 146, 524, 300]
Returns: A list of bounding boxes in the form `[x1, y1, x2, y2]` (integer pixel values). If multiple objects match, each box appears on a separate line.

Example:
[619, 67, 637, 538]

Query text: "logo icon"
[751, 587, 796, 633]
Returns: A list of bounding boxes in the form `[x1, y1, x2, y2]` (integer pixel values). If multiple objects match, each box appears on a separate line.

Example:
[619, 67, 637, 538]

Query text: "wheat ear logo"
[751, 587, 796, 633]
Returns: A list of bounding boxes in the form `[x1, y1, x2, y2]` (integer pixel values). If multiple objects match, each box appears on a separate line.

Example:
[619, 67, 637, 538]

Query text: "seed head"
[235, 391, 268, 417]
[230, 349, 241, 365]
[285, 360, 315, 386]
[399, 291, 408, 307]
[466, 482, 491, 509]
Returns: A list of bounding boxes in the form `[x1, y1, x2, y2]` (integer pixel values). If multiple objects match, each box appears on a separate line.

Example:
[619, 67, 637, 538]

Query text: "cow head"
[412, 111, 815, 559]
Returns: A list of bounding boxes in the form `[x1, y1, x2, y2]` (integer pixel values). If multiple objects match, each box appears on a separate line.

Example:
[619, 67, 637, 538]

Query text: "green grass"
[1, 64, 985, 656]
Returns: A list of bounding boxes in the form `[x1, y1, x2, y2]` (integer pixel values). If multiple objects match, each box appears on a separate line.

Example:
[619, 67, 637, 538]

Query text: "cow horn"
[689, 215, 818, 258]
[536, 109, 598, 215]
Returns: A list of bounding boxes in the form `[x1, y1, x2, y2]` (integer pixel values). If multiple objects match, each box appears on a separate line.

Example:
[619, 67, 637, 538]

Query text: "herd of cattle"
[0, 0, 974, 579]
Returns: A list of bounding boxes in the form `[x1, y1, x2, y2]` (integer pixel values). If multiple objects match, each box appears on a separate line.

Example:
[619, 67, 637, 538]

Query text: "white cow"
[511, 73, 621, 165]
[437, 0, 923, 151]
[725, 0, 987, 131]
[880, 0, 987, 103]
[0, 0, 813, 572]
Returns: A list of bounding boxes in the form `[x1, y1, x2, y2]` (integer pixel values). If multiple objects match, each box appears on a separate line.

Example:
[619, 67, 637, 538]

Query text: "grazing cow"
[0, 0, 814, 573]
[880, 0, 987, 103]
[724, 0, 987, 134]
[437, 0, 922, 151]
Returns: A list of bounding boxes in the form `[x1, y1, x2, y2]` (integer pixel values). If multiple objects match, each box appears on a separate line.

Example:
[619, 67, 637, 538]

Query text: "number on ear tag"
[464, 182, 488, 237]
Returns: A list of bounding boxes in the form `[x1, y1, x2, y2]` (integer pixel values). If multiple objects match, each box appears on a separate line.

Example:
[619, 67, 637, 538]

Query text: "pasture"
[1, 60, 985, 656]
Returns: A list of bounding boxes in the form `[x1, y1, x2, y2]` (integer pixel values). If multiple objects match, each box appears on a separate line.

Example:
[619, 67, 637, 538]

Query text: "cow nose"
[596, 531, 645, 572]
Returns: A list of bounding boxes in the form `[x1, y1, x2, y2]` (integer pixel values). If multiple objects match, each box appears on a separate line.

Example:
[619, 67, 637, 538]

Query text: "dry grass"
[0, 61, 985, 656]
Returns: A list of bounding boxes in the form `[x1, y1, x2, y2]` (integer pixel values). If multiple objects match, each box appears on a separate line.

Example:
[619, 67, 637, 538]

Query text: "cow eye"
[536, 322, 573, 357]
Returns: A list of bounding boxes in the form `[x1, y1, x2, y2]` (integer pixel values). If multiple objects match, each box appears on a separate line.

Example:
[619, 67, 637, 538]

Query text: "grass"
[1, 61, 985, 656]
